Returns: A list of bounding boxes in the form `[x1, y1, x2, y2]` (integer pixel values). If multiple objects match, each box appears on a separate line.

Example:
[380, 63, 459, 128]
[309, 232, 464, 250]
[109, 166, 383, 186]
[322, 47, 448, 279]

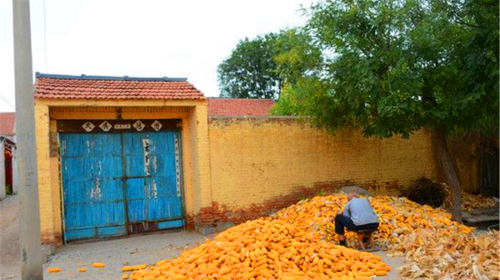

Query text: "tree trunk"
[435, 128, 463, 223]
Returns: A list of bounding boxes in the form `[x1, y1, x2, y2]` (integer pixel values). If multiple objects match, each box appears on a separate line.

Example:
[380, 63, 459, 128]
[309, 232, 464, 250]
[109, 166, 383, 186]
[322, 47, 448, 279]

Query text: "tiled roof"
[34, 73, 205, 100]
[208, 98, 275, 116]
[0, 112, 15, 136]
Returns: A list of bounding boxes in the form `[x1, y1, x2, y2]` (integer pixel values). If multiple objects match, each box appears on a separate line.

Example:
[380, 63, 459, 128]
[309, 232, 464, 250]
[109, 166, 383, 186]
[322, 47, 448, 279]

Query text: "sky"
[0, 0, 316, 112]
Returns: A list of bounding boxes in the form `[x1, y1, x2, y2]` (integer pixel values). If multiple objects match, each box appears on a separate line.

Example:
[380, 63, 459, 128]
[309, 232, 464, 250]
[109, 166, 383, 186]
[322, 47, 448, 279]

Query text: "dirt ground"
[0, 195, 405, 280]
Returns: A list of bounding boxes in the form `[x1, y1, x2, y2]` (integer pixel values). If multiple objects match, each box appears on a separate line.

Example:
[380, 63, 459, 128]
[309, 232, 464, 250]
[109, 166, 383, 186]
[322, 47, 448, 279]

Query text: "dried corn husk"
[273, 194, 499, 279]
[393, 229, 499, 280]
[442, 183, 498, 212]
[273, 194, 472, 247]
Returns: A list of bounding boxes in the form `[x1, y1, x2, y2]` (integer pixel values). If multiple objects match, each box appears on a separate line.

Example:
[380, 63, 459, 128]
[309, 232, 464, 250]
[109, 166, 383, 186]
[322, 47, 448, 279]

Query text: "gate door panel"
[123, 131, 184, 233]
[60, 133, 126, 242]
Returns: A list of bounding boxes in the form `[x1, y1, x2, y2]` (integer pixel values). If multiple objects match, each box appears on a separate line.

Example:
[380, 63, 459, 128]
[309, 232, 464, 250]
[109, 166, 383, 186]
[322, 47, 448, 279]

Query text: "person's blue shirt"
[342, 197, 379, 225]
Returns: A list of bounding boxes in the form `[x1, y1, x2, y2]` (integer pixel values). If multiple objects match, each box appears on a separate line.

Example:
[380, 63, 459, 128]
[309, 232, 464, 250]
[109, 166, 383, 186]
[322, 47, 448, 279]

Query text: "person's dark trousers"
[335, 214, 379, 238]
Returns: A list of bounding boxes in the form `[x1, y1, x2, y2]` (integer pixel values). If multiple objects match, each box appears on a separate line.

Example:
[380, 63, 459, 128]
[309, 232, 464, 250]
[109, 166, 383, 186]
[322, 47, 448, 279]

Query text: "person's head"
[347, 192, 357, 201]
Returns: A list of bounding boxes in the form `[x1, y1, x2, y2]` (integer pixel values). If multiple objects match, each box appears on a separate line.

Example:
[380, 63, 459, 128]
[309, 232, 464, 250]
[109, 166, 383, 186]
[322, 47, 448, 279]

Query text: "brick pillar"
[187, 103, 215, 235]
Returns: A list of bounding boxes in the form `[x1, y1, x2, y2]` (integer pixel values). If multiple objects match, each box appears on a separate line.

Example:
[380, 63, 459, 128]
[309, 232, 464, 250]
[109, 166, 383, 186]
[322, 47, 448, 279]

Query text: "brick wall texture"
[206, 117, 437, 224]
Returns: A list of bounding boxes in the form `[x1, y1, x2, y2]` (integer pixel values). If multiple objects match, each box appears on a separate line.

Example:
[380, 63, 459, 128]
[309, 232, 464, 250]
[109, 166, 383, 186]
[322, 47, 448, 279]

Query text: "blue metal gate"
[60, 131, 184, 242]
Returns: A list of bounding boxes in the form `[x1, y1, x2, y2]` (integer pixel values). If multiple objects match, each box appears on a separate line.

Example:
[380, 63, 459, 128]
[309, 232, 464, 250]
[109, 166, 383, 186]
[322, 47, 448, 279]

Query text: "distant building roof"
[34, 73, 205, 100]
[0, 112, 15, 136]
[0, 135, 15, 146]
[208, 98, 275, 116]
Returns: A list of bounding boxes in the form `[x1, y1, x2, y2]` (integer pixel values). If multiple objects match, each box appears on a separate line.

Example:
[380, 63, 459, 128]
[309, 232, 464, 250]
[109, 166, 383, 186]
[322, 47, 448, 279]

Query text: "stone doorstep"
[463, 214, 499, 224]
[462, 207, 499, 230]
[470, 207, 500, 216]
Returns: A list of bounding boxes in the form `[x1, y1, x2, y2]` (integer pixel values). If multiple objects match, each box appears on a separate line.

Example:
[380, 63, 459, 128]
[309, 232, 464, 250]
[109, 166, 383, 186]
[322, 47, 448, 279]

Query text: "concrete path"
[0, 195, 405, 280]
[42, 231, 207, 280]
[372, 251, 405, 280]
[0, 195, 20, 280]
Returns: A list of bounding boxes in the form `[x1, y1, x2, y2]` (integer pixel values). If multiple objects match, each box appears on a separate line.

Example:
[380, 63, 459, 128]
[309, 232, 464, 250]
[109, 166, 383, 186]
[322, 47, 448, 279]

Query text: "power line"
[0, 94, 15, 110]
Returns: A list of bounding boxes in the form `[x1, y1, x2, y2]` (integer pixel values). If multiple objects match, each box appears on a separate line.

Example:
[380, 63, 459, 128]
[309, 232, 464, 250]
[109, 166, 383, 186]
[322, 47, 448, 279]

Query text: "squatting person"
[335, 192, 379, 248]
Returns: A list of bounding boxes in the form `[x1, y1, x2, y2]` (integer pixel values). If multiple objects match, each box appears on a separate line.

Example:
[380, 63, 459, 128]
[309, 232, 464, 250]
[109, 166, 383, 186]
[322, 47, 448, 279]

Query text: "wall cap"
[209, 116, 308, 120]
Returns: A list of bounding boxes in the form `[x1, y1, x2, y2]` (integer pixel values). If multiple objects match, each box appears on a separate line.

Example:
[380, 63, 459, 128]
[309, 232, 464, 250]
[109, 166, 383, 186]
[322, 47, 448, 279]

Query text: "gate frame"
[35, 101, 212, 246]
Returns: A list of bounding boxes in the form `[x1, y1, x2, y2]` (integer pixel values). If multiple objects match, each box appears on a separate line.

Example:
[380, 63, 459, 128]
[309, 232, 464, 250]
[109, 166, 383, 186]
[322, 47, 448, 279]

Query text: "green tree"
[217, 29, 321, 99]
[274, 29, 323, 88]
[218, 33, 280, 99]
[273, 0, 499, 221]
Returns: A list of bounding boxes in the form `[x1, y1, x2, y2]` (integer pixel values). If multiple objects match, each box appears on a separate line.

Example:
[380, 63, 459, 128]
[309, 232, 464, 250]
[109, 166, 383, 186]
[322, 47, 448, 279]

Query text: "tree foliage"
[271, 0, 498, 221]
[217, 29, 321, 99]
[218, 33, 280, 99]
[274, 0, 498, 139]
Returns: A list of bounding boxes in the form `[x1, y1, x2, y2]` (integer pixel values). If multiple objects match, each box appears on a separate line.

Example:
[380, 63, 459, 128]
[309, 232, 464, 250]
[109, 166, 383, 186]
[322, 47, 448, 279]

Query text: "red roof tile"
[208, 98, 275, 116]
[34, 74, 205, 100]
[0, 113, 15, 136]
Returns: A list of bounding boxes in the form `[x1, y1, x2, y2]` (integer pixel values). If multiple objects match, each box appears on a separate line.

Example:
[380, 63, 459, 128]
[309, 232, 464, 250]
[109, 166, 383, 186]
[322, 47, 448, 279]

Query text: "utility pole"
[12, 0, 44, 279]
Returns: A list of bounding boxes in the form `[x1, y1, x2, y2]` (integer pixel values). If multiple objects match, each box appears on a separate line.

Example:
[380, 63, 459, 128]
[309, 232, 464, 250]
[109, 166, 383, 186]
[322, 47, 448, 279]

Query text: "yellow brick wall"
[35, 100, 208, 244]
[49, 106, 189, 120]
[181, 117, 194, 219]
[34, 104, 56, 243]
[50, 120, 63, 243]
[208, 117, 436, 211]
[186, 106, 213, 227]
